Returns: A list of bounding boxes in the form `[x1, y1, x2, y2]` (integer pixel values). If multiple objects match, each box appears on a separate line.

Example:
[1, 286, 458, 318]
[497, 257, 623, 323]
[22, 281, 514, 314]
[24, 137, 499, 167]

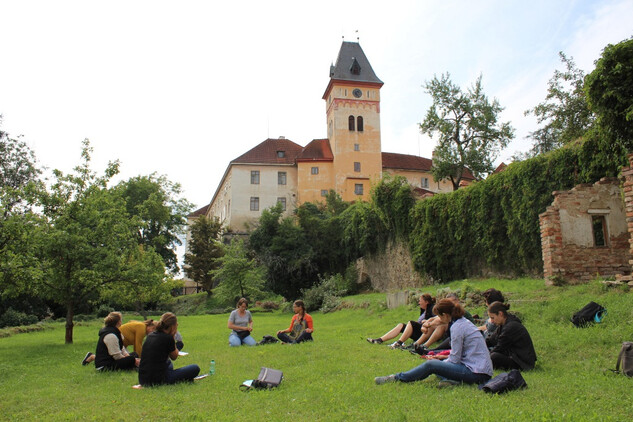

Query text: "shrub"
[302, 274, 349, 312]
[0, 308, 38, 328]
[96, 305, 115, 318]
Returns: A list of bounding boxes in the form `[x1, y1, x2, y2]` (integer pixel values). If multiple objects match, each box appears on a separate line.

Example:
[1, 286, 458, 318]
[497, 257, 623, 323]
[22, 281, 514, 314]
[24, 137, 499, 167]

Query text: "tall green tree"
[420, 73, 514, 190]
[38, 140, 141, 343]
[211, 238, 266, 303]
[524, 52, 595, 156]
[183, 215, 224, 294]
[116, 174, 192, 274]
[0, 124, 43, 299]
[585, 37, 633, 163]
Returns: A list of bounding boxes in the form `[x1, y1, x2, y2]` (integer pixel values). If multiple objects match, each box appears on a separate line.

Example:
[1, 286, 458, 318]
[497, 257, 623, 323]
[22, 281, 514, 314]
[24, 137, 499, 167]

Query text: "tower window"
[354, 162, 361, 172]
[350, 57, 361, 75]
[250, 197, 259, 211]
[354, 184, 364, 195]
[354, 144, 360, 151]
[348, 115, 355, 131]
[250, 170, 260, 184]
[311, 167, 319, 175]
[357, 116, 364, 132]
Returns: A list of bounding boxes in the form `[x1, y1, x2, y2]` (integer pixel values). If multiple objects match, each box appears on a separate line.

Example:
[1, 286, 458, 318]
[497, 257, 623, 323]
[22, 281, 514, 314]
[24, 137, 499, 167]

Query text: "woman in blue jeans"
[375, 299, 493, 387]
[138, 312, 200, 386]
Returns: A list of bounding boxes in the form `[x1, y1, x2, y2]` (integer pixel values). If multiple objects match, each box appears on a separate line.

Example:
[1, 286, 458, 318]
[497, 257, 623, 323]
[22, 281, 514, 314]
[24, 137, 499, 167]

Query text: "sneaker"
[437, 380, 460, 388]
[410, 345, 430, 356]
[366, 338, 383, 344]
[375, 374, 397, 385]
[81, 352, 93, 366]
[388, 341, 404, 349]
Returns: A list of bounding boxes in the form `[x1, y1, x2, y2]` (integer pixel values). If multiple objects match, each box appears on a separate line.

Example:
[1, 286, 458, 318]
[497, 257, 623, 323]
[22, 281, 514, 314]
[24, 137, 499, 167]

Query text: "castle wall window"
[592, 215, 608, 247]
[354, 184, 364, 195]
[278, 171, 287, 185]
[250, 197, 259, 211]
[250, 170, 260, 184]
[348, 115, 355, 131]
[321, 189, 328, 197]
[354, 143, 360, 151]
[277, 197, 286, 211]
[354, 162, 361, 172]
[357, 116, 364, 132]
[311, 167, 319, 175]
[421, 177, 429, 188]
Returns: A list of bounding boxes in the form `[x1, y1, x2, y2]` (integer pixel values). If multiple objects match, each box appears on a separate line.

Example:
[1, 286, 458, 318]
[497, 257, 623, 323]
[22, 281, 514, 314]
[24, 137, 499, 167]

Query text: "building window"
[321, 189, 328, 197]
[311, 167, 319, 175]
[354, 162, 361, 172]
[277, 151, 285, 158]
[354, 184, 364, 195]
[277, 197, 286, 211]
[357, 116, 364, 132]
[354, 143, 360, 151]
[421, 177, 429, 188]
[348, 115, 355, 131]
[250, 197, 259, 211]
[592, 215, 608, 247]
[278, 171, 287, 185]
[250, 170, 260, 184]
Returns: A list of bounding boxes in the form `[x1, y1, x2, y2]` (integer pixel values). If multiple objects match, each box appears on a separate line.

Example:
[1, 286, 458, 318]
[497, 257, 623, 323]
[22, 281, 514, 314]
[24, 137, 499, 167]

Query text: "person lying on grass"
[228, 297, 256, 347]
[367, 293, 435, 347]
[90, 312, 140, 371]
[82, 319, 157, 365]
[375, 298, 493, 387]
[486, 301, 537, 370]
[138, 312, 200, 387]
[277, 300, 314, 344]
[409, 293, 476, 355]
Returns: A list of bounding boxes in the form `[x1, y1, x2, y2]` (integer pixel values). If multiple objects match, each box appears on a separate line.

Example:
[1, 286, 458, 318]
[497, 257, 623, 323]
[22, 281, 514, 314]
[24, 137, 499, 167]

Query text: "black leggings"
[101, 354, 137, 371]
[490, 352, 521, 370]
[277, 332, 313, 344]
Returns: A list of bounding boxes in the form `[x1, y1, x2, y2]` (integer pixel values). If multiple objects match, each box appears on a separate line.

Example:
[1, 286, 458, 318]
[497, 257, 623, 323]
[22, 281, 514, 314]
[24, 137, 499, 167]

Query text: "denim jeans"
[229, 333, 256, 347]
[165, 361, 200, 384]
[395, 360, 491, 384]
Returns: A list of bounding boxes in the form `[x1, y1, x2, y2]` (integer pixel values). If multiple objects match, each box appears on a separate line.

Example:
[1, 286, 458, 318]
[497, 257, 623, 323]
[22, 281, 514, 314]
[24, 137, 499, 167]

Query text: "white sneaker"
[375, 374, 397, 385]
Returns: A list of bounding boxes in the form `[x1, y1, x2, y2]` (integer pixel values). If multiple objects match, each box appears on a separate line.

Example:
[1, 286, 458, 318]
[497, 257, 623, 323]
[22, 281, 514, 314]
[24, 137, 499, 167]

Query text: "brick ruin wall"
[356, 240, 427, 292]
[540, 176, 631, 284]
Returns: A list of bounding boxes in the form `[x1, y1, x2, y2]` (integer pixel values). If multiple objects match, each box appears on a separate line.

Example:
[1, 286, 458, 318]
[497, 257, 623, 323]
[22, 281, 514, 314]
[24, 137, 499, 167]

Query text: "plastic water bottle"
[209, 360, 215, 375]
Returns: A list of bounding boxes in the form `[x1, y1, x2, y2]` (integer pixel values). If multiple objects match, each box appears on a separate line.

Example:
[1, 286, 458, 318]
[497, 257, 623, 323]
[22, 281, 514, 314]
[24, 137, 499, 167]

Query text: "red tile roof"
[187, 204, 209, 218]
[231, 138, 304, 165]
[382, 151, 475, 180]
[296, 139, 333, 162]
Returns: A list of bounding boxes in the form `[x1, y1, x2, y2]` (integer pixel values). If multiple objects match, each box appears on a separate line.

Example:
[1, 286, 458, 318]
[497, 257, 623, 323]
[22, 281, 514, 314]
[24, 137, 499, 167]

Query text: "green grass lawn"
[2, 278, 633, 421]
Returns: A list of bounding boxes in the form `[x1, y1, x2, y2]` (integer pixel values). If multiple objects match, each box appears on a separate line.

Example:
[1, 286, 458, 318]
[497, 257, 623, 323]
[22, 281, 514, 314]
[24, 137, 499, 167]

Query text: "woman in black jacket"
[486, 302, 537, 370]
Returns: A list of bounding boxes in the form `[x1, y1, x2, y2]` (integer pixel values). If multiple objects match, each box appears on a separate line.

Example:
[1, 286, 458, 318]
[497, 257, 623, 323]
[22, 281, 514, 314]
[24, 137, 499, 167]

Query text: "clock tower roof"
[323, 41, 383, 99]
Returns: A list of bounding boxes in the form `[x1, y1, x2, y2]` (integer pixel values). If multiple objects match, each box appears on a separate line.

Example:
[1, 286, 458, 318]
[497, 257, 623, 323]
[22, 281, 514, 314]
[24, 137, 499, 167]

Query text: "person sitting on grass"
[486, 301, 537, 370]
[82, 319, 157, 365]
[477, 289, 505, 339]
[375, 298, 493, 387]
[410, 293, 476, 354]
[91, 312, 139, 371]
[228, 298, 256, 347]
[366, 293, 435, 348]
[138, 312, 200, 387]
[277, 300, 313, 344]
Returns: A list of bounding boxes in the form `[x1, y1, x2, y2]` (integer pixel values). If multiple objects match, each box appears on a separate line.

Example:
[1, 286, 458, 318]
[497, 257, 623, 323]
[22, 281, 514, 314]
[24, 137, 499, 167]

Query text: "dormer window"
[277, 151, 285, 158]
[350, 57, 361, 75]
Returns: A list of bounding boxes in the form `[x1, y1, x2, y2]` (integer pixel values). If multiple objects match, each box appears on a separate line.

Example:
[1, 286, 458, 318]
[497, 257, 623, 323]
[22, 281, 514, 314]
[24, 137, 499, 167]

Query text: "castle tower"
[322, 41, 384, 201]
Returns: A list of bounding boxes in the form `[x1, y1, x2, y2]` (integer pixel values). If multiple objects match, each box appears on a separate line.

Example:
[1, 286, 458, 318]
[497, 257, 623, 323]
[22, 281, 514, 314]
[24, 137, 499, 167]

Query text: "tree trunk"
[65, 305, 74, 344]
[136, 301, 148, 320]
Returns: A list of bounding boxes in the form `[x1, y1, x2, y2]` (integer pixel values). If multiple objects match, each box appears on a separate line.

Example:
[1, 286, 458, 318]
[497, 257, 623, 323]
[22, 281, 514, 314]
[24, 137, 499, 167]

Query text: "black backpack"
[571, 301, 607, 327]
[479, 369, 527, 394]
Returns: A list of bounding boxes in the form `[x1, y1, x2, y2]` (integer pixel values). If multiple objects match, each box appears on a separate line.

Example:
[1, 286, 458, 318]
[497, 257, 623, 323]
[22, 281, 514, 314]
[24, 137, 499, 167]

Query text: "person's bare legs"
[396, 322, 415, 343]
[367, 323, 405, 343]
[419, 324, 448, 348]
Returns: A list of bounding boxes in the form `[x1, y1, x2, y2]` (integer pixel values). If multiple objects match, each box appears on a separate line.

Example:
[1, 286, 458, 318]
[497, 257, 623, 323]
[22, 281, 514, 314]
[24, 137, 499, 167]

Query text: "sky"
[1, 0, 632, 266]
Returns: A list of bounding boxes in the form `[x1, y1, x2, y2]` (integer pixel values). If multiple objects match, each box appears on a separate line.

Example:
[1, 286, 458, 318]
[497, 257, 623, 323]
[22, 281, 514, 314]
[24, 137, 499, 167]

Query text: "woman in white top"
[227, 298, 256, 346]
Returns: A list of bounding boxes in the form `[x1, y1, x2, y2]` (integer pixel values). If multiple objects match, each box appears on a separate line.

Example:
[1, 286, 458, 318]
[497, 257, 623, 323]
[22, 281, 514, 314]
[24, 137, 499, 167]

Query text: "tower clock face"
[352, 88, 362, 98]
